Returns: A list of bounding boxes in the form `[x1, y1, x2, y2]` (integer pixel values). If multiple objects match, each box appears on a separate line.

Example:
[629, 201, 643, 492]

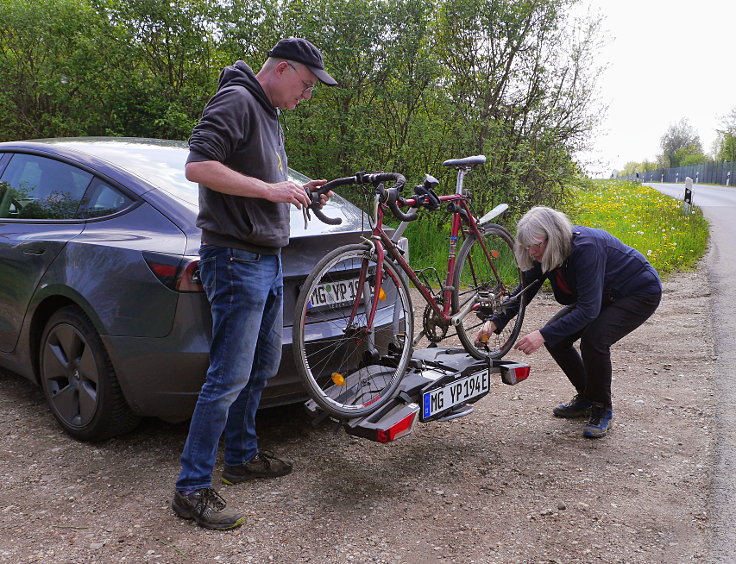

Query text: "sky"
[575, 0, 736, 177]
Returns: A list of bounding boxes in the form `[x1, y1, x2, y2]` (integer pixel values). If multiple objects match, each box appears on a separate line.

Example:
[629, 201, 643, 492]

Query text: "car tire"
[39, 305, 140, 441]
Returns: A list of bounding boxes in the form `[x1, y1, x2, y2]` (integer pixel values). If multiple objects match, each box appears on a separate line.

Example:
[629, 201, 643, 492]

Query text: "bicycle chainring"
[422, 303, 449, 343]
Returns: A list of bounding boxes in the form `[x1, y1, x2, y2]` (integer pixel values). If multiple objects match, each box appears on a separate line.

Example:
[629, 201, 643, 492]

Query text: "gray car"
[0, 137, 372, 441]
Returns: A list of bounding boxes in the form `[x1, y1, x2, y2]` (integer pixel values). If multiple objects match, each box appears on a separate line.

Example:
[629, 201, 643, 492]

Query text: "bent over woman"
[478, 206, 662, 438]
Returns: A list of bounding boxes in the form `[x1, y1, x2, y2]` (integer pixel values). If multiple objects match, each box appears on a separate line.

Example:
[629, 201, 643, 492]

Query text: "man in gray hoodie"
[172, 38, 337, 530]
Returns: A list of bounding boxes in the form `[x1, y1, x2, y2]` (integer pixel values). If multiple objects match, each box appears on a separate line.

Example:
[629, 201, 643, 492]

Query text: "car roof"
[0, 137, 368, 237]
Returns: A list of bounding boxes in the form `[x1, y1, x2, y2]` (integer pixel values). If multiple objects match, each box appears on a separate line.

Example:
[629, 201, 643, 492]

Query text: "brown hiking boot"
[222, 451, 293, 485]
[172, 488, 244, 530]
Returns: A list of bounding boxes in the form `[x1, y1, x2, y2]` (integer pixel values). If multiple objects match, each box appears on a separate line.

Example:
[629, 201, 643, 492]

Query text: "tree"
[0, 0, 604, 217]
[0, 0, 110, 139]
[658, 118, 703, 168]
[715, 107, 736, 162]
[717, 133, 736, 163]
[89, 0, 226, 138]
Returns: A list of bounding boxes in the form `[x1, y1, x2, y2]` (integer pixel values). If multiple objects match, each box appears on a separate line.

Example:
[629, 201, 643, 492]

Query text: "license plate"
[308, 278, 360, 309]
[422, 370, 490, 419]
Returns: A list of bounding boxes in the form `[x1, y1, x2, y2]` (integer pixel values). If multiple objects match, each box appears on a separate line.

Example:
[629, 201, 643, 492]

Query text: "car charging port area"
[304, 347, 530, 443]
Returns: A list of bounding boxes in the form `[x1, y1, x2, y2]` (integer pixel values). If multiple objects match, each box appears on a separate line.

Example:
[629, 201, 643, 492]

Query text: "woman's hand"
[475, 320, 497, 345]
[514, 330, 545, 355]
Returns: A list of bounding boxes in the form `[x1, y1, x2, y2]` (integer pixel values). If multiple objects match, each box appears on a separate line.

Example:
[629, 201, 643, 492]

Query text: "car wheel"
[39, 306, 140, 441]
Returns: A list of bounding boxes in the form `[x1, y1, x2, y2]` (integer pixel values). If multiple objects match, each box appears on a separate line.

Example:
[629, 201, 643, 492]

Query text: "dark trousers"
[543, 292, 661, 408]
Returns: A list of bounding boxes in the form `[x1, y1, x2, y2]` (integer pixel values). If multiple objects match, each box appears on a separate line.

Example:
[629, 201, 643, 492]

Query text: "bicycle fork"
[349, 240, 408, 361]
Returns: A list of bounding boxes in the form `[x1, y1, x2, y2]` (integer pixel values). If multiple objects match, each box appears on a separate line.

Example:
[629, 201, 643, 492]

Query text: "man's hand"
[184, 161, 334, 210]
[304, 179, 332, 208]
[514, 330, 545, 355]
[267, 180, 312, 209]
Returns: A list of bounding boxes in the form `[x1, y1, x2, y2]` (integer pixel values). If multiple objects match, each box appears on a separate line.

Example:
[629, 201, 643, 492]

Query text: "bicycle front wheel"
[292, 244, 414, 419]
[452, 224, 525, 359]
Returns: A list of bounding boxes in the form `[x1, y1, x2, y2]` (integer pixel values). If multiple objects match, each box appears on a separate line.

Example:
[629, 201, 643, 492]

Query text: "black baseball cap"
[267, 38, 338, 86]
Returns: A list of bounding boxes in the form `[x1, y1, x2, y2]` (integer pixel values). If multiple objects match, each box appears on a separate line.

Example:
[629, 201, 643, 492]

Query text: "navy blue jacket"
[494, 226, 661, 347]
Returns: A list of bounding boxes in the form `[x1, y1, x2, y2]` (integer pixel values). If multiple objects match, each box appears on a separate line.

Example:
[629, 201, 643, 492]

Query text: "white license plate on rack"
[422, 370, 490, 420]
[308, 278, 360, 309]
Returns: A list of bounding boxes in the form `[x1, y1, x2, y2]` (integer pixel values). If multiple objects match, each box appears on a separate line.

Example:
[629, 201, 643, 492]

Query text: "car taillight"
[177, 260, 203, 292]
[143, 252, 203, 292]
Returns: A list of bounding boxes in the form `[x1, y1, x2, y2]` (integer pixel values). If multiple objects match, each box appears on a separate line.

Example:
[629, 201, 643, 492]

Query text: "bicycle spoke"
[453, 225, 525, 359]
[293, 245, 413, 418]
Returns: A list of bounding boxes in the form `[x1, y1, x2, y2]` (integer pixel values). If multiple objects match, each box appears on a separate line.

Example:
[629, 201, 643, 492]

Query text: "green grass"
[402, 178, 710, 281]
[566, 179, 709, 278]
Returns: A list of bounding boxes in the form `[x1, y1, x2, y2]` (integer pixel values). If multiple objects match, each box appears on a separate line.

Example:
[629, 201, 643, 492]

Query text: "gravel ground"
[0, 267, 714, 563]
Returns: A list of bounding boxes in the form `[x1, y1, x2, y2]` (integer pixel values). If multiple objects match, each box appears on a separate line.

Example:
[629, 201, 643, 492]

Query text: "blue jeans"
[176, 246, 283, 492]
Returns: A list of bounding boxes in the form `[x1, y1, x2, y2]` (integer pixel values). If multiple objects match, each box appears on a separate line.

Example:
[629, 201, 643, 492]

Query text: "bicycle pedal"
[436, 405, 474, 422]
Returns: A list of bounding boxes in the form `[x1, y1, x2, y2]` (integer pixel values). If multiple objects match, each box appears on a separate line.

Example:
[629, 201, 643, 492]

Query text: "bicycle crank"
[422, 303, 449, 343]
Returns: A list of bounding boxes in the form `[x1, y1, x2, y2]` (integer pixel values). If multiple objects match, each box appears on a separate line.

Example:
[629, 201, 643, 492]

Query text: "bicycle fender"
[478, 203, 509, 225]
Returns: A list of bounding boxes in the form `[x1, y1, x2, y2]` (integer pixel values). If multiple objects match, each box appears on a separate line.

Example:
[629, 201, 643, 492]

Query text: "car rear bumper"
[103, 331, 307, 422]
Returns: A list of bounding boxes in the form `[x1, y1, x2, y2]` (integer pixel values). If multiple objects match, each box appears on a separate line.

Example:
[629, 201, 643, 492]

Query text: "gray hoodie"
[187, 61, 290, 254]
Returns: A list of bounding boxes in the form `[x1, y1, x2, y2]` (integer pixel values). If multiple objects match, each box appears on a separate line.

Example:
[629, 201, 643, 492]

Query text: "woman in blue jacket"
[478, 206, 662, 438]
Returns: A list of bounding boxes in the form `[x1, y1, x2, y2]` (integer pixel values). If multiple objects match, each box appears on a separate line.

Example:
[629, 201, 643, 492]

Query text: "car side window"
[0, 153, 93, 220]
[78, 179, 135, 219]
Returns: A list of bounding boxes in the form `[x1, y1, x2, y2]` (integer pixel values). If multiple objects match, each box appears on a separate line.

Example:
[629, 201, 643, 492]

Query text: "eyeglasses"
[525, 240, 547, 251]
[287, 62, 317, 94]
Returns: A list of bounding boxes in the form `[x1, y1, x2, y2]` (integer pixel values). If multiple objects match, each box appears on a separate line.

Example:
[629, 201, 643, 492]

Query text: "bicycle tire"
[452, 224, 525, 359]
[293, 244, 414, 419]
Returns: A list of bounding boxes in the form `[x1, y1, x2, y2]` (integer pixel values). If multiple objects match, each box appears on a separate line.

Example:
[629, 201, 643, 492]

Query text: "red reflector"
[376, 411, 417, 443]
[501, 365, 530, 385]
[150, 264, 177, 278]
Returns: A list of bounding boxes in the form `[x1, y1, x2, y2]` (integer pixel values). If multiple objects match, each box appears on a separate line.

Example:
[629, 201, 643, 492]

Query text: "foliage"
[714, 107, 736, 162]
[567, 179, 708, 277]
[402, 178, 707, 281]
[621, 160, 657, 176]
[716, 133, 736, 163]
[0, 0, 605, 218]
[658, 118, 705, 169]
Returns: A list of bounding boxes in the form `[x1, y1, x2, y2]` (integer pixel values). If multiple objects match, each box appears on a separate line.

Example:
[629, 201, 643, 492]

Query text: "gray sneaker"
[222, 451, 293, 485]
[172, 488, 245, 530]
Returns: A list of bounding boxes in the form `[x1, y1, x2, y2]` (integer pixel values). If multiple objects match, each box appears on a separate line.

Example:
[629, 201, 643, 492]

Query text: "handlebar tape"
[308, 172, 415, 225]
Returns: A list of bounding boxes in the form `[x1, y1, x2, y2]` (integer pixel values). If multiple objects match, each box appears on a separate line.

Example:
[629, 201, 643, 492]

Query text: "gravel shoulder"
[0, 267, 714, 563]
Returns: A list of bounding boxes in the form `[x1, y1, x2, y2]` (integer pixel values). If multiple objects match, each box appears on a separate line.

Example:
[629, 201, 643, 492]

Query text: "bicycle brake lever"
[302, 185, 315, 229]
[302, 206, 310, 229]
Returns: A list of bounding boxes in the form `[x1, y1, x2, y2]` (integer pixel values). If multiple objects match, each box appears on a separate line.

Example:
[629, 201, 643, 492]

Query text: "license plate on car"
[308, 278, 360, 309]
[422, 370, 490, 420]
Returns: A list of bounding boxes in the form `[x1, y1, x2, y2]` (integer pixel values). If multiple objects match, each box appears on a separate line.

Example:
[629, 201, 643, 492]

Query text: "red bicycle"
[293, 155, 526, 419]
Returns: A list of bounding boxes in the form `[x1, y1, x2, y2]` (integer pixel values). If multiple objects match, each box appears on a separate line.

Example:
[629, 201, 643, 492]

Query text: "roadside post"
[683, 176, 694, 214]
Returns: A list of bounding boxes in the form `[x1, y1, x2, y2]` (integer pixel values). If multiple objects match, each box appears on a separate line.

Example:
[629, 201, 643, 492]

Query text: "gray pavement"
[647, 182, 736, 562]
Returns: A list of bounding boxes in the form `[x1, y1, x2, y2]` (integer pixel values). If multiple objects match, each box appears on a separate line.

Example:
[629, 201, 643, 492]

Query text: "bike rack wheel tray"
[304, 347, 530, 443]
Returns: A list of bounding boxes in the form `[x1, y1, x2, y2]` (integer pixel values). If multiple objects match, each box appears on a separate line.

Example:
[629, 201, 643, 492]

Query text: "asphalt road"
[647, 181, 736, 562]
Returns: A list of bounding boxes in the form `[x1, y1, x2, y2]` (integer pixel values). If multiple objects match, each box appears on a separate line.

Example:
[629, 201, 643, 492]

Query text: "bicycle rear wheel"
[452, 224, 525, 359]
[292, 244, 414, 419]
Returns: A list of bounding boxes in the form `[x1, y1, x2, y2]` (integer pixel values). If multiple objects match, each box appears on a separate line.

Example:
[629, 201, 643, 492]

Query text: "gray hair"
[514, 206, 573, 272]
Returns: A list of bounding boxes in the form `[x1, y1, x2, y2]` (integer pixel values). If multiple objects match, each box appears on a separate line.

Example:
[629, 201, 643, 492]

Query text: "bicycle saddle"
[442, 155, 487, 167]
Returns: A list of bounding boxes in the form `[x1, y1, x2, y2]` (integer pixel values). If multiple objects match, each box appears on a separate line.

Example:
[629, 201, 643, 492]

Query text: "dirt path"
[0, 267, 714, 563]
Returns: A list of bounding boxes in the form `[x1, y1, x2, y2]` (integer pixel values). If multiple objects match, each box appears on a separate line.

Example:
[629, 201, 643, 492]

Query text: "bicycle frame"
[355, 166, 507, 336]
